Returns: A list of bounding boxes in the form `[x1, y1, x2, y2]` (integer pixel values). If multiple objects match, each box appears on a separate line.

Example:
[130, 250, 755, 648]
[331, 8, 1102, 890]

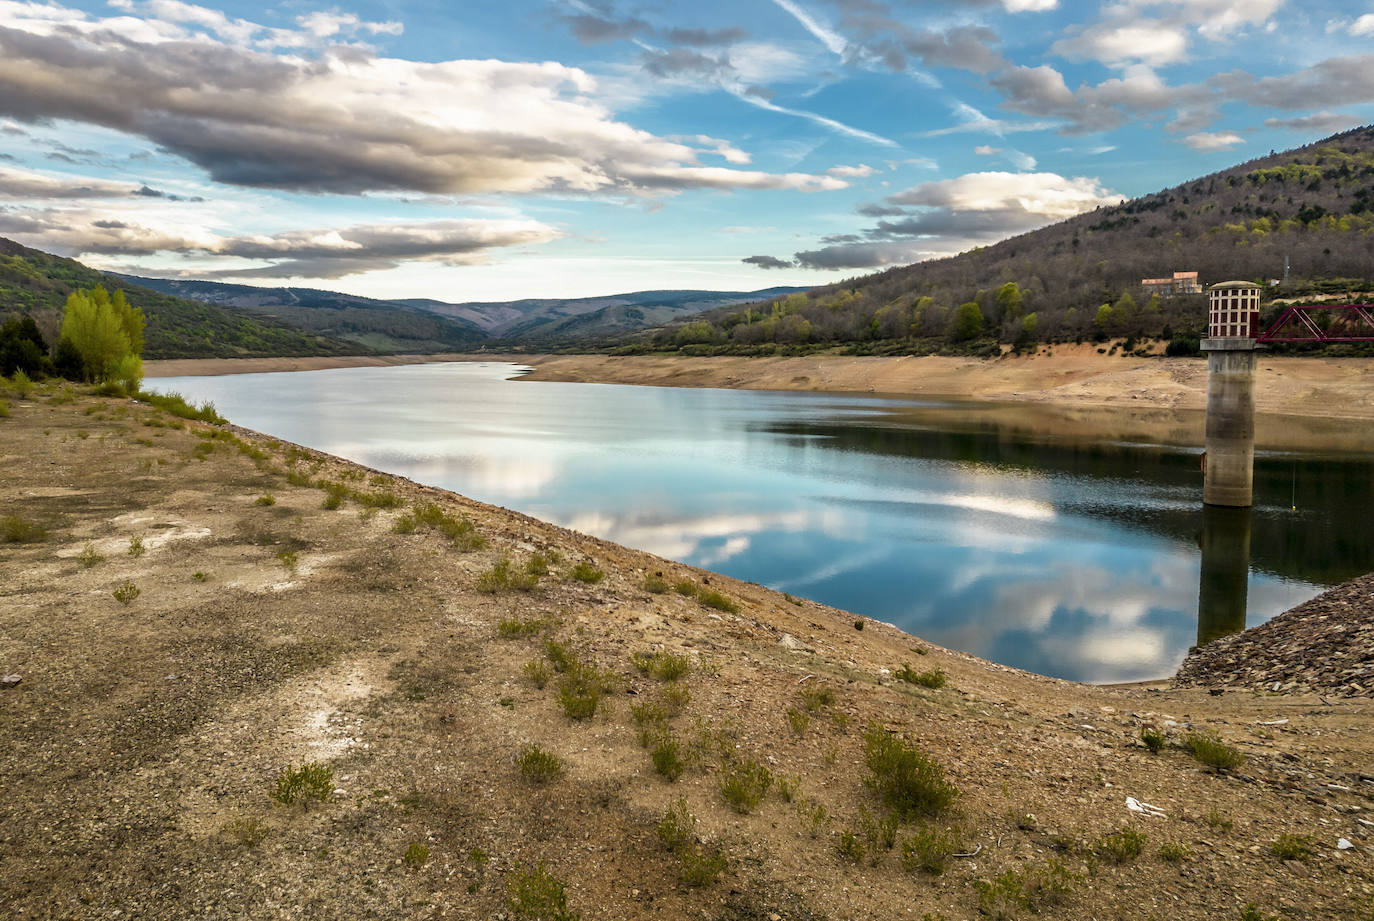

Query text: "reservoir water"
[148, 361, 1374, 684]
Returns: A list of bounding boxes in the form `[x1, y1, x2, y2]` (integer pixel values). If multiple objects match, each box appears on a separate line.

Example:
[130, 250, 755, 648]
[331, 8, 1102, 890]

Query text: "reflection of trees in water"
[1197, 506, 1250, 646]
[763, 419, 1374, 586]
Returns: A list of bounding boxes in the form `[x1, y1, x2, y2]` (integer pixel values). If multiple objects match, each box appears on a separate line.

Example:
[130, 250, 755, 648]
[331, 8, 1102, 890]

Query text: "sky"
[0, 1, 1372, 301]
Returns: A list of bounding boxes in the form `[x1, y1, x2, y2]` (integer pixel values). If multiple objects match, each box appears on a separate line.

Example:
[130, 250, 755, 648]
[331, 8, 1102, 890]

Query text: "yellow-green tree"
[60, 286, 146, 385]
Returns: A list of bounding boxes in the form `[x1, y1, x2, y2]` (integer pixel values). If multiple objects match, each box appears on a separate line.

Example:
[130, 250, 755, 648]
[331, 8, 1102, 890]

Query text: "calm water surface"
[148, 362, 1374, 683]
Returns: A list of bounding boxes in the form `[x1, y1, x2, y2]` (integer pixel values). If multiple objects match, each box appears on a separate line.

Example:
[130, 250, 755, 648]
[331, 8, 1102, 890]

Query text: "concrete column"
[1201, 340, 1257, 507]
[1196, 505, 1250, 647]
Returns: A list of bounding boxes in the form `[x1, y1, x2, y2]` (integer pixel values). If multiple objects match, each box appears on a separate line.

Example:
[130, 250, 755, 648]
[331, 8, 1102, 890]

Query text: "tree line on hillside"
[621, 130, 1374, 358]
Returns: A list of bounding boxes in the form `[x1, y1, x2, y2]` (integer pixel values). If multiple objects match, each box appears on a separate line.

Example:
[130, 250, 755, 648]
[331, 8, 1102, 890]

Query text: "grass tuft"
[697, 589, 738, 613]
[901, 826, 960, 875]
[517, 745, 563, 784]
[975, 858, 1078, 920]
[1158, 841, 1190, 863]
[643, 573, 669, 593]
[894, 665, 946, 689]
[112, 581, 140, 604]
[1270, 833, 1314, 861]
[137, 390, 226, 424]
[522, 659, 550, 689]
[651, 734, 685, 781]
[1140, 727, 1166, 753]
[77, 543, 104, 567]
[477, 555, 539, 593]
[1093, 827, 1146, 864]
[2, 515, 46, 543]
[403, 842, 431, 868]
[570, 561, 605, 583]
[269, 762, 334, 806]
[557, 663, 609, 720]
[506, 863, 579, 921]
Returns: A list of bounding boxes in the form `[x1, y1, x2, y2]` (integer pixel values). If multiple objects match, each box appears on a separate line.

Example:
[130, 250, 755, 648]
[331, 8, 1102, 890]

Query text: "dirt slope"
[1, 383, 1371, 921]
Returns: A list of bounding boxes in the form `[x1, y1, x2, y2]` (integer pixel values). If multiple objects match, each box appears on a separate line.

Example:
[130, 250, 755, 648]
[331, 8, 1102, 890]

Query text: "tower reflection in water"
[1197, 505, 1252, 646]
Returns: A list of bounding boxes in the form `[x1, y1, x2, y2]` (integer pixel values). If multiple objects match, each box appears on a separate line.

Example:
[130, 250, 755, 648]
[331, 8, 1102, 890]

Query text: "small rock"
[1, 674, 19, 688]
[1337, 838, 1353, 850]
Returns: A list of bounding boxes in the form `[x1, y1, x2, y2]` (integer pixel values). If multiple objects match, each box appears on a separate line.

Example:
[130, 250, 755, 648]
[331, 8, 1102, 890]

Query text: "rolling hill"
[0, 238, 354, 360]
[631, 125, 1374, 355]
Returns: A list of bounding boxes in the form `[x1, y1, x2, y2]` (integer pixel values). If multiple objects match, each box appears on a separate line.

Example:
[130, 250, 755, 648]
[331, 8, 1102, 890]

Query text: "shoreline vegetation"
[2, 377, 1371, 920]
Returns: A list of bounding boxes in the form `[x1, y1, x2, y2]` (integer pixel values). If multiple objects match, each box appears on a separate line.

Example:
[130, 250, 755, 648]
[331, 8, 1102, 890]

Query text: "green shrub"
[269, 762, 334, 806]
[499, 617, 550, 638]
[403, 842, 431, 868]
[719, 754, 773, 813]
[651, 735, 684, 781]
[858, 805, 899, 861]
[776, 775, 799, 802]
[673, 579, 697, 596]
[678, 844, 726, 886]
[643, 574, 669, 593]
[321, 482, 347, 510]
[544, 639, 577, 673]
[127, 535, 145, 557]
[895, 665, 946, 688]
[837, 829, 866, 863]
[9, 369, 33, 399]
[796, 798, 829, 836]
[477, 556, 539, 593]
[0, 399, 8, 418]
[557, 665, 605, 720]
[1094, 827, 1146, 863]
[407, 502, 483, 549]
[1271, 833, 1314, 861]
[2, 515, 45, 543]
[657, 797, 696, 851]
[662, 682, 691, 715]
[276, 549, 299, 573]
[1184, 731, 1244, 772]
[77, 543, 104, 567]
[1158, 841, 1190, 863]
[1140, 727, 1166, 753]
[138, 390, 226, 424]
[1204, 807, 1234, 832]
[697, 589, 738, 613]
[255, 494, 276, 507]
[786, 707, 810, 735]
[901, 826, 960, 875]
[506, 863, 579, 921]
[633, 649, 691, 681]
[862, 726, 958, 818]
[570, 561, 604, 583]
[112, 581, 140, 604]
[517, 745, 563, 784]
[525, 553, 551, 577]
[392, 513, 417, 534]
[224, 816, 269, 848]
[1239, 904, 1283, 921]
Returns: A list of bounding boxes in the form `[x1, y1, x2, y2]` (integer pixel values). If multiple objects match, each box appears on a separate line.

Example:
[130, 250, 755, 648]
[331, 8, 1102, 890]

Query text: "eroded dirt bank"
[2, 384, 1371, 920]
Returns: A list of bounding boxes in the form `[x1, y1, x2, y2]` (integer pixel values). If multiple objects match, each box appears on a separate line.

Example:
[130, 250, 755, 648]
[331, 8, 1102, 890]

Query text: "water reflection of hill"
[761, 410, 1374, 587]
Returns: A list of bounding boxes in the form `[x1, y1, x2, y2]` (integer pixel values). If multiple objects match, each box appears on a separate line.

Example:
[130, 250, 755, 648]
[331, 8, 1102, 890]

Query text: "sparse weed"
[1239, 905, 1284, 921]
[697, 589, 738, 613]
[1093, 827, 1146, 864]
[975, 858, 1078, 920]
[112, 581, 140, 604]
[544, 639, 577, 673]
[719, 754, 773, 814]
[138, 390, 226, 424]
[862, 725, 958, 818]
[505, 863, 579, 921]
[77, 543, 104, 567]
[1204, 807, 1234, 832]
[837, 830, 866, 864]
[499, 617, 550, 638]
[1159, 841, 1190, 863]
[895, 665, 947, 689]
[631, 700, 668, 737]
[633, 649, 690, 681]
[557, 664, 607, 720]
[8, 369, 34, 399]
[0, 399, 8, 418]
[662, 682, 691, 715]
[651, 734, 685, 781]
[477, 556, 539, 593]
[392, 513, 417, 534]
[784, 592, 803, 606]
[224, 816, 270, 848]
[523, 659, 551, 689]
[657, 800, 724, 886]
[525, 553, 551, 576]
[858, 805, 899, 862]
[192, 571, 209, 582]
[255, 494, 276, 507]
[657, 798, 696, 851]
[1140, 727, 1166, 753]
[570, 561, 604, 583]
[408, 502, 484, 549]
[799, 684, 835, 712]
[776, 775, 799, 803]
[643, 574, 669, 593]
[1184, 731, 1244, 772]
[678, 845, 727, 887]
[276, 549, 299, 573]
[786, 707, 810, 735]
[1271, 833, 1314, 861]
[353, 489, 401, 510]
[517, 745, 563, 784]
[901, 826, 960, 875]
[673, 579, 698, 597]
[797, 798, 829, 836]
[270, 762, 334, 806]
[321, 482, 347, 510]
[128, 535, 145, 557]
[403, 842, 431, 868]
[1, 515, 45, 543]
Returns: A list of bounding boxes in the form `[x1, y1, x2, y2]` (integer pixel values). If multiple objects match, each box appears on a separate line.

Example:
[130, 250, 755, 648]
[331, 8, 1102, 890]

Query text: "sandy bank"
[147, 346, 1374, 424]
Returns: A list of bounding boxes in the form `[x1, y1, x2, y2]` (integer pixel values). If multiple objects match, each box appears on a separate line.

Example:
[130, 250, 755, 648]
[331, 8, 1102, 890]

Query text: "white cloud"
[1052, 23, 1189, 66]
[1182, 130, 1245, 151]
[975, 145, 999, 155]
[1350, 14, 1374, 37]
[887, 171, 1118, 217]
[827, 163, 877, 177]
[770, 0, 847, 56]
[1003, 0, 1058, 10]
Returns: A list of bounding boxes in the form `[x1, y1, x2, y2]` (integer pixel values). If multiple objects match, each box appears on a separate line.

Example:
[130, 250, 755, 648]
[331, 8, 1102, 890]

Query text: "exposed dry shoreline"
[146, 345, 1374, 423]
[2, 382, 1371, 920]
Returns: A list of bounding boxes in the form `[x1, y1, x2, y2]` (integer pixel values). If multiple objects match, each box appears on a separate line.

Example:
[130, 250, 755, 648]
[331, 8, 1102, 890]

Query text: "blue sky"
[1, 0, 1372, 300]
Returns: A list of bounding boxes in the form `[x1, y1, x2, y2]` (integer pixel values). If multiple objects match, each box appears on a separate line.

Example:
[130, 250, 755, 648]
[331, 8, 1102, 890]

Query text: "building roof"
[1208, 280, 1262, 290]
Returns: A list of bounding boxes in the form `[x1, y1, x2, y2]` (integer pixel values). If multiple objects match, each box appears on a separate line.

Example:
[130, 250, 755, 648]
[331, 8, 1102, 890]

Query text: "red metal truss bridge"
[1256, 304, 1374, 343]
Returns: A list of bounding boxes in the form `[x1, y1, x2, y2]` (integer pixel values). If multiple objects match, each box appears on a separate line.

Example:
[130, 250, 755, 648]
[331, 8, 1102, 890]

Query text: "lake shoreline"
[145, 346, 1374, 423]
[4, 382, 1371, 919]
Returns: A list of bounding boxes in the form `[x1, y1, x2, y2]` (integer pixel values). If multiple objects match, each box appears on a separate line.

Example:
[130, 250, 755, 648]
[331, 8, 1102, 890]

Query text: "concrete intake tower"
[1201, 281, 1263, 507]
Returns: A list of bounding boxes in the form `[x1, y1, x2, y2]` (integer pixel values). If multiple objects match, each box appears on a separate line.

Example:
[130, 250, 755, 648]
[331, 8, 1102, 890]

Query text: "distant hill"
[630, 126, 1374, 355]
[117, 276, 488, 354]
[0, 238, 353, 360]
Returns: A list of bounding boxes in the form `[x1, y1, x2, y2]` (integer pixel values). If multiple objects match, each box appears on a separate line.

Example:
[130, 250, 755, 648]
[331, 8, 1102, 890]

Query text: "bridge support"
[1201, 338, 1257, 507]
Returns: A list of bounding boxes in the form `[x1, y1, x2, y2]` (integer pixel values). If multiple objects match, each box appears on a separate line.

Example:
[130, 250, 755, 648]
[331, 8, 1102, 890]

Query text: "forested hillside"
[636, 126, 1374, 355]
[0, 239, 353, 360]
[120, 276, 488, 354]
